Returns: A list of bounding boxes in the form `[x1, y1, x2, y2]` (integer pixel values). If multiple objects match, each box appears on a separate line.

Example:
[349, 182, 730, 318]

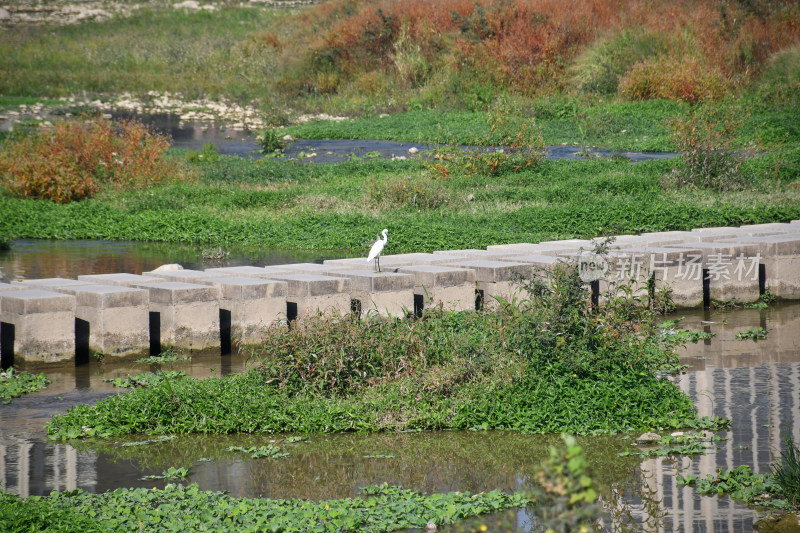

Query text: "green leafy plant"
[735, 327, 769, 340]
[102, 371, 185, 389]
[227, 445, 289, 459]
[141, 466, 190, 480]
[256, 128, 286, 153]
[0, 367, 50, 402]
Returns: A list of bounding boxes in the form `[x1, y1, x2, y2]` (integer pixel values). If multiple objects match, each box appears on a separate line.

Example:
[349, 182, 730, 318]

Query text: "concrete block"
[204, 266, 275, 279]
[664, 241, 762, 303]
[134, 282, 220, 350]
[50, 284, 149, 358]
[396, 265, 476, 312]
[0, 289, 75, 365]
[267, 274, 351, 319]
[195, 276, 288, 344]
[0, 283, 23, 293]
[16, 278, 93, 289]
[78, 273, 166, 287]
[262, 263, 346, 276]
[143, 268, 226, 283]
[605, 247, 705, 308]
[327, 269, 416, 318]
[441, 260, 534, 308]
[715, 234, 800, 299]
[324, 252, 443, 270]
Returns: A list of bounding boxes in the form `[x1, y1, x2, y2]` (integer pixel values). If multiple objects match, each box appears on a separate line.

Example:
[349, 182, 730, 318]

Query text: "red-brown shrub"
[618, 57, 731, 104]
[0, 119, 180, 203]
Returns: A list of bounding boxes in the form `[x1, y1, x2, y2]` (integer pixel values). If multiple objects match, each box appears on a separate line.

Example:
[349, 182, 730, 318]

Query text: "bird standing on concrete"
[366, 229, 388, 272]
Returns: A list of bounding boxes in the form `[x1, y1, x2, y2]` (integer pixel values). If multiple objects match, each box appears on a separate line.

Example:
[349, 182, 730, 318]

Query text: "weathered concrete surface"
[78, 273, 166, 287]
[664, 242, 763, 303]
[715, 234, 800, 299]
[267, 273, 351, 318]
[134, 281, 220, 350]
[48, 284, 149, 358]
[0, 283, 23, 293]
[0, 289, 75, 365]
[143, 268, 228, 283]
[441, 260, 534, 309]
[196, 276, 288, 344]
[16, 278, 94, 289]
[396, 265, 476, 312]
[204, 266, 276, 278]
[328, 269, 416, 318]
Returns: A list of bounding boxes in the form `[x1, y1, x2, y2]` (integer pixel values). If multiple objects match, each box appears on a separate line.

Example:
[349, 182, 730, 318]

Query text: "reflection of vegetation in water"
[71, 431, 640, 501]
[0, 436, 611, 532]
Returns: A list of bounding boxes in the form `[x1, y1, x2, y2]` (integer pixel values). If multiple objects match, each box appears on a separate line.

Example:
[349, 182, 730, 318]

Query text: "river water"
[1, 284, 798, 530]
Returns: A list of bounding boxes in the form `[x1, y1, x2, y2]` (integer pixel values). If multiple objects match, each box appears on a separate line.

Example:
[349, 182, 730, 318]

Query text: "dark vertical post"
[475, 289, 485, 311]
[75, 318, 90, 366]
[590, 280, 600, 309]
[1, 322, 14, 370]
[219, 309, 232, 356]
[286, 302, 298, 326]
[413, 294, 424, 318]
[702, 269, 711, 309]
[758, 264, 766, 296]
[149, 311, 161, 356]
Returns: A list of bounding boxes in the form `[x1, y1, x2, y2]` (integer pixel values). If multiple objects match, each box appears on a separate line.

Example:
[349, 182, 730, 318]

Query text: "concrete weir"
[1, 222, 799, 368]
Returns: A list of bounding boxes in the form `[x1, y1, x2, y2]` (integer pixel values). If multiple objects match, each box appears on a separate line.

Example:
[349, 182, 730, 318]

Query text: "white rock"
[0, 8, 10, 21]
[408, 147, 419, 154]
[174, 1, 201, 10]
[282, 134, 294, 142]
[153, 264, 184, 272]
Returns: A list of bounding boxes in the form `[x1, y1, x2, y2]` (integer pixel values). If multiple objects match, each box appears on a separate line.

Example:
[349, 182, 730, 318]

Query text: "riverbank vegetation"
[2, 0, 798, 116]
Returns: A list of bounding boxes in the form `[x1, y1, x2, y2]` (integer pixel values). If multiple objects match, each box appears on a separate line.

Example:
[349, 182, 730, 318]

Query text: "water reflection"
[1, 305, 799, 531]
[0, 239, 357, 283]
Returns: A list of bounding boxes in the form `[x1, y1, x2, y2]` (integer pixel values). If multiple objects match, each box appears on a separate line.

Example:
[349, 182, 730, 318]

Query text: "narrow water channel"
[1, 300, 798, 531]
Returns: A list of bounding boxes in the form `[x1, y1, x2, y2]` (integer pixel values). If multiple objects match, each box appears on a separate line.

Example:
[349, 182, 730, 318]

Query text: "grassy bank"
[2, 153, 798, 252]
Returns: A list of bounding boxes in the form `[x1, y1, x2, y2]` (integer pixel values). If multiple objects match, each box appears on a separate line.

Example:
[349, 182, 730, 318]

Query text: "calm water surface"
[1, 252, 798, 531]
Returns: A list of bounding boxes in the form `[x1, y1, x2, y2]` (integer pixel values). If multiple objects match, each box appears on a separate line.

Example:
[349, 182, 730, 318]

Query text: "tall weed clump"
[429, 97, 546, 178]
[0, 118, 180, 203]
[772, 434, 800, 507]
[665, 105, 753, 190]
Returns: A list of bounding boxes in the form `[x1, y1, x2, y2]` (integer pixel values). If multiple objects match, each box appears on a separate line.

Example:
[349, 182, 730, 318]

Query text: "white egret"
[366, 229, 388, 272]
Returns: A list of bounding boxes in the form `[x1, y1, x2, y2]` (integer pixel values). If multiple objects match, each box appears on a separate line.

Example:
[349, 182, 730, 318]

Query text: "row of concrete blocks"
[1, 222, 799, 367]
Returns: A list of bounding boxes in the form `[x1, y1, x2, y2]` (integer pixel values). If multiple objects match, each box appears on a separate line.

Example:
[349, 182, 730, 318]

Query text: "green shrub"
[570, 29, 668, 94]
[0, 118, 180, 203]
[753, 44, 800, 111]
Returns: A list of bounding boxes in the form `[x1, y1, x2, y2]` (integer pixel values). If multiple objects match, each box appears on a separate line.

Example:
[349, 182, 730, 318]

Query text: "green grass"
[2, 153, 797, 252]
[0, 6, 281, 104]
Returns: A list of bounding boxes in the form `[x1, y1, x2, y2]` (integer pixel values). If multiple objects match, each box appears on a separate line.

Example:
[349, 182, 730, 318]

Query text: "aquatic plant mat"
[0, 483, 530, 532]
